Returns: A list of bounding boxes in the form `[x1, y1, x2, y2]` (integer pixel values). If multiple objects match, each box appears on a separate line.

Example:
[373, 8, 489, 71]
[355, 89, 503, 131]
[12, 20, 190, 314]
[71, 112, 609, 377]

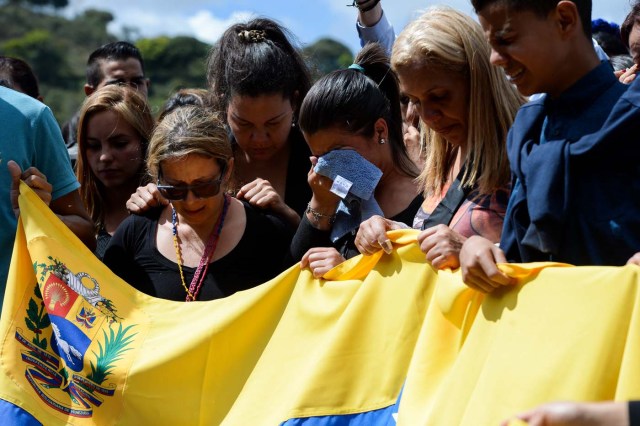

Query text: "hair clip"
[237, 29, 267, 43]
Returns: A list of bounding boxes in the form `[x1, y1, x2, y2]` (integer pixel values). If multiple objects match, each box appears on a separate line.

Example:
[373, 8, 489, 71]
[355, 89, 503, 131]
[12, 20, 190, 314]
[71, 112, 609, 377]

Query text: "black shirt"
[229, 127, 312, 218]
[103, 201, 293, 301]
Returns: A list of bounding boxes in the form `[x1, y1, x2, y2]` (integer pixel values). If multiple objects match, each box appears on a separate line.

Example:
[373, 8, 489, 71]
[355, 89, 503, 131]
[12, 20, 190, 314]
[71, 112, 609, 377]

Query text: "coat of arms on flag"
[0, 187, 149, 425]
[15, 256, 135, 418]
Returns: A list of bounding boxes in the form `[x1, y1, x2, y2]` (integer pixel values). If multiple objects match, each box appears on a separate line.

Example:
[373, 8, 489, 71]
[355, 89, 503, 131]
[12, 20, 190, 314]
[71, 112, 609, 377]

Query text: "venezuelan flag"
[2, 183, 640, 425]
[0, 183, 433, 425]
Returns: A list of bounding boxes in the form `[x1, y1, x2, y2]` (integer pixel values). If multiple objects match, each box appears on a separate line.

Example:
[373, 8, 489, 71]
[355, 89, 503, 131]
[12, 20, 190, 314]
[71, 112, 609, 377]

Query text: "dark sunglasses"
[157, 165, 226, 201]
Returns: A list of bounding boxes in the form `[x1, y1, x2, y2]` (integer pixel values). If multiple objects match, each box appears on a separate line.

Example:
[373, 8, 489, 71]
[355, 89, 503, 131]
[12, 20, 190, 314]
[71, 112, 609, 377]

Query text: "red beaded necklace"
[171, 194, 230, 301]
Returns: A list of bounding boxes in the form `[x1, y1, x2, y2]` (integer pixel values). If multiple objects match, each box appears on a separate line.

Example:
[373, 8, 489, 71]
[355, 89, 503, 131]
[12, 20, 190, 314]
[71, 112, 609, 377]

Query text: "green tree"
[0, 3, 64, 39]
[137, 35, 209, 87]
[3, 0, 68, 9]
[137, 36, 210, 114]
[2, 29, 74, 88]
[303, 38, 354, 80]
[0, 4, 217, 124]
[59, 9, 115, 50]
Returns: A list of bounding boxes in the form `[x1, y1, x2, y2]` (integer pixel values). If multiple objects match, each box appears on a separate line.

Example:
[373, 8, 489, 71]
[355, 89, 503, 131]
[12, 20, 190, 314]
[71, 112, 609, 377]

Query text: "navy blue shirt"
[501, 61, 640, 265]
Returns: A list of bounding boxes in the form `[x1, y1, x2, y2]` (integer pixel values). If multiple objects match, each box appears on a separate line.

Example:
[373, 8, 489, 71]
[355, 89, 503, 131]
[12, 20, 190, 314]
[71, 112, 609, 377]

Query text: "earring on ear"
[379, 138, 386, 144]
[291, 116, 297, 128]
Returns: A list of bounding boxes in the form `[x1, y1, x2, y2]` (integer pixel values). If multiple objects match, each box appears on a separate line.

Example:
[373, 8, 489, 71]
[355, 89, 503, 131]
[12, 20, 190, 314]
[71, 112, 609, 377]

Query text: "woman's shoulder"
[113, 207, 163, 240]
[449, 184, 511, 242]
[124, 207, 162, 226]
[242, 200, 292, 236]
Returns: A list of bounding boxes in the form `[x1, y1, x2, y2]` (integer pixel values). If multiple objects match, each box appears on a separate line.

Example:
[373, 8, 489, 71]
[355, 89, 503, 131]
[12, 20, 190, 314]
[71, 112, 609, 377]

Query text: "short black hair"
[0, 56, 40, 99]
[471, 0, 592, 39]
[86, 41, 145, 87]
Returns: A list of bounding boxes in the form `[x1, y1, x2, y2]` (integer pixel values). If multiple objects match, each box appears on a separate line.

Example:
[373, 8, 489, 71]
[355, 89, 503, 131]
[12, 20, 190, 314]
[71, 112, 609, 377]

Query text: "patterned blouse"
[412, 183, 511, 242]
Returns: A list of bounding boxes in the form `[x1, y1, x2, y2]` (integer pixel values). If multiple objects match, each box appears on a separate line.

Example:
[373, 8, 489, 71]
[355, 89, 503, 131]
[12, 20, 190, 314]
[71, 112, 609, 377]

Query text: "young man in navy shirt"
[460, 0, 640, 292]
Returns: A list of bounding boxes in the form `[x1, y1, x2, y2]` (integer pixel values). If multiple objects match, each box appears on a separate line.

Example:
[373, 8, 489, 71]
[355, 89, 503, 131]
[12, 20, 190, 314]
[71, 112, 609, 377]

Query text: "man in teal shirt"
[0, 85, 94, 313]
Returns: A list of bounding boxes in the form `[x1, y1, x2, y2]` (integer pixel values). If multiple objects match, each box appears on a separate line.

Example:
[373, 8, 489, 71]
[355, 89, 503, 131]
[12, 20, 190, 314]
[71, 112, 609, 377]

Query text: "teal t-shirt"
[0, 86, 79, 313]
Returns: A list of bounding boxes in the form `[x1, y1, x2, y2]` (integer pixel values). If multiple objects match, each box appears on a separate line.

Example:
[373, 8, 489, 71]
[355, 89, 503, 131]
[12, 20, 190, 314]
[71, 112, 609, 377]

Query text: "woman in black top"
[104, 107, 292, 301]
[289, 43, 422, 277]
[126, 18, 312, 228]
[210, 18, 313, 226]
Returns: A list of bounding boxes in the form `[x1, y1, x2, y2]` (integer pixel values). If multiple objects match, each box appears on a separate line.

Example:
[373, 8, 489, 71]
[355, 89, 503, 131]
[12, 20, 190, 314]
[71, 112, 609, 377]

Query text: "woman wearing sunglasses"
[103, 106, 293, 301]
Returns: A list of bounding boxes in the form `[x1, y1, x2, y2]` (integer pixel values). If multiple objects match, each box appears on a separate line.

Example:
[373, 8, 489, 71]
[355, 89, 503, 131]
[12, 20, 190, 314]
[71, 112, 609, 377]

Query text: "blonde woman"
[103, 107, 292, 301]
[355, 7, 525, 270]
[76, 85, 155, 258]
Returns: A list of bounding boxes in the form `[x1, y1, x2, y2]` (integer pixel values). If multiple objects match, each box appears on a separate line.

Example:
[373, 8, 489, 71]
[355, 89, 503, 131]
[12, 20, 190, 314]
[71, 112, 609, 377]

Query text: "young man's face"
[87, 58, 149, 99]
[478, 3, 564, 97]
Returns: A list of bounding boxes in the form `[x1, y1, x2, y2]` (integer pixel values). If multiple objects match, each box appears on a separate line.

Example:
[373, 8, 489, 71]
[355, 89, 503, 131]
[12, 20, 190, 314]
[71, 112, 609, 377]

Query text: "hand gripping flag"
[2, 182, 640, 425]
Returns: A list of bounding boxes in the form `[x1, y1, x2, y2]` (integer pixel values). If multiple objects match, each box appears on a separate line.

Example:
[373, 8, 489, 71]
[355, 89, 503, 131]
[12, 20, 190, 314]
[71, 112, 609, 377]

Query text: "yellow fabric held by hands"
[0, 182, 639, 425]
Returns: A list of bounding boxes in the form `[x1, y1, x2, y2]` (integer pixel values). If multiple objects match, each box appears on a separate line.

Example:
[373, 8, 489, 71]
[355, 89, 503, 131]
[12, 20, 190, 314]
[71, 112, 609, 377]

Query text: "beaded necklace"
[171, 194, 230, 301]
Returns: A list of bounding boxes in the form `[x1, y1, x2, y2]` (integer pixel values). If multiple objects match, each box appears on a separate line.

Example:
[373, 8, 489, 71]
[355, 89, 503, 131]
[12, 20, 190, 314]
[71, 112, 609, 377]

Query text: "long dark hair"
[622, 0, 640, 50]
[299, 43, 418, 178]
[206, 18, 311, 117]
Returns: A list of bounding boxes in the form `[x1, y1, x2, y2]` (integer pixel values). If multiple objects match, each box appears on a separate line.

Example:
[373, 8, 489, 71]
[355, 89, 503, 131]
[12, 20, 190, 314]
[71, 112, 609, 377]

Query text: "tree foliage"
[137, 35, 209, 87]
[0, 3, 353, 123]
[2, 29, 74, 88]
[0, 4, 113, 121]
[303, 38, 354, 81]
[137, 35, 210, 114]
[4, 0, 68, 9]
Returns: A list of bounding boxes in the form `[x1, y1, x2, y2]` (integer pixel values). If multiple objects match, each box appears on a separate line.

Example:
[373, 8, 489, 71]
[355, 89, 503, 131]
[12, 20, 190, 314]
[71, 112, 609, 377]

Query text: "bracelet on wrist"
[347, 0, 381, 13]
[306, 203, 336, 225]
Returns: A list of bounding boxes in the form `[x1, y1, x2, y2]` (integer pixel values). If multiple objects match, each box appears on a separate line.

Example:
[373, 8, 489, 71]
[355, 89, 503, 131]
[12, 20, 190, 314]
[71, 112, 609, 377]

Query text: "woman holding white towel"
[288, 43, 422, 278]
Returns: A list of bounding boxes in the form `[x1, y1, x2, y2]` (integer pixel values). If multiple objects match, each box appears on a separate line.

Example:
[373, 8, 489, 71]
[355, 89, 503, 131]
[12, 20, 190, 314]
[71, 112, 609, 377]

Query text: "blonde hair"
[392, 6, 525, 196]
[76, 85, 154, 230]
[147, 106, 232, 181]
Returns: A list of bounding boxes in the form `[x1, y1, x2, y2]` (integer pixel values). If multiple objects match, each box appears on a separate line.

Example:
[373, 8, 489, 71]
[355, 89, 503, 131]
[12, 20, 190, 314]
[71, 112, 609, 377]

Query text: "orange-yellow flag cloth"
[1, 182, 640, 425]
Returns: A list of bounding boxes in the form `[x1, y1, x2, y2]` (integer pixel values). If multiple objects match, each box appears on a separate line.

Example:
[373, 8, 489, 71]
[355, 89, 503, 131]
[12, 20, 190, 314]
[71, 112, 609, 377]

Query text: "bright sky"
[64, 0, 634, 54]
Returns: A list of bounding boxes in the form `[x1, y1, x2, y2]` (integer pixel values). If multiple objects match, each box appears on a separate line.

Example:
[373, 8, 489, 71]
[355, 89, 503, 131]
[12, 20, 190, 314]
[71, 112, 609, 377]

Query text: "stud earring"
[379, 138, 386, 144]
